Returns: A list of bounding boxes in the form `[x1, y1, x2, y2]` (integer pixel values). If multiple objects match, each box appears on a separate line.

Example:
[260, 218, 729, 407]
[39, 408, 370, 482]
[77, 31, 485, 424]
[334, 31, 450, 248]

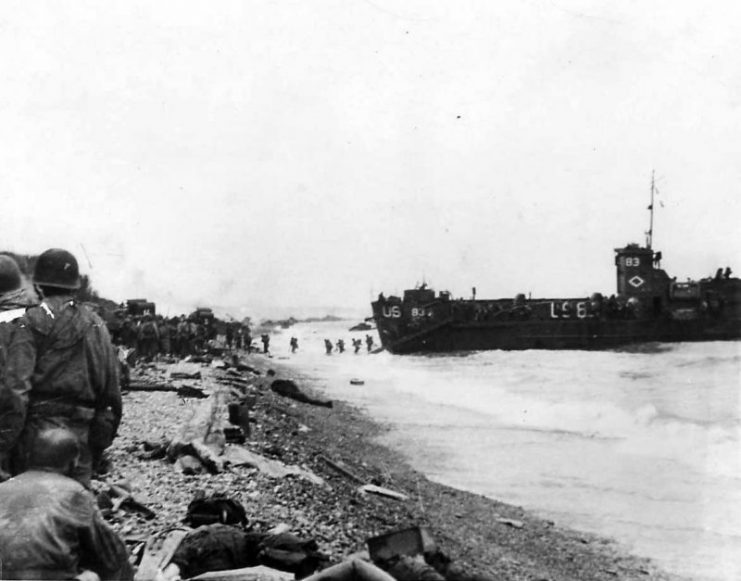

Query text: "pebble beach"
[102, 351, 688, 581]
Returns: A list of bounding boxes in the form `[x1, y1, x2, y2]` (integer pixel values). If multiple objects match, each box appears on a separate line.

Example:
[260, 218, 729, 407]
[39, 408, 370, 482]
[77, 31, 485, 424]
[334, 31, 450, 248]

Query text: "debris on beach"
[270, 379, 333, 408]
[101, 353, 673, 581]
[358, 484, 409, 502]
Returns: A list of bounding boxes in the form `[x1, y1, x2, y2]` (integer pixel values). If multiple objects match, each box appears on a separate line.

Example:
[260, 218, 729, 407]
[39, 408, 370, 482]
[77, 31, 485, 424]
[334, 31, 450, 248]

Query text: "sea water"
[270, 322, 741, 581]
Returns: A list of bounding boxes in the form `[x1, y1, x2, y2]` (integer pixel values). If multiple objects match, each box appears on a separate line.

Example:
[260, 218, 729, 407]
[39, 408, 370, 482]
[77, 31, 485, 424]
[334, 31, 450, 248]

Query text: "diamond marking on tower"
[629, 276, 645, 288]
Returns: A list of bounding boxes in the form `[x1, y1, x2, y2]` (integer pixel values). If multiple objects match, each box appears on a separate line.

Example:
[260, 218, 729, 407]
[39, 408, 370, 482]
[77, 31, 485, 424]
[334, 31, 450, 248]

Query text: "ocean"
[270, 321, 741, 581]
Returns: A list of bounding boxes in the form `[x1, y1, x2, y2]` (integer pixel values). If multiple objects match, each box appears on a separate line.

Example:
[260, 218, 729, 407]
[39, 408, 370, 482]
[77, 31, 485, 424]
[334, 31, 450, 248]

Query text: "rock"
[177, 454, 205, 475]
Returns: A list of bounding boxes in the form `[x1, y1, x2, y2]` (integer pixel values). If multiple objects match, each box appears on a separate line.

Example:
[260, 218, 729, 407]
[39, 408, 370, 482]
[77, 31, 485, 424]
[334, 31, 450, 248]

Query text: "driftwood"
[216, 377, 252, 390]
[177, 384, 210, 398]
[317, 455, 364, 484]
[358, 485, 409, 501]
[171, 370, 203, 380]
[222, 445, 327, 487]
[167, 389, 229, 473]
[125, 382, 177, 392]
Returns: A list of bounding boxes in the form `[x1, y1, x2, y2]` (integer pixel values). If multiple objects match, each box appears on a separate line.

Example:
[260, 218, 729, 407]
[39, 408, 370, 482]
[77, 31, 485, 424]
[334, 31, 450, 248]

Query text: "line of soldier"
[108, 312, 254, 361]
[324, 334, 374, 355]
[224, 321, 252, 352]
[0, 249, 133, 579]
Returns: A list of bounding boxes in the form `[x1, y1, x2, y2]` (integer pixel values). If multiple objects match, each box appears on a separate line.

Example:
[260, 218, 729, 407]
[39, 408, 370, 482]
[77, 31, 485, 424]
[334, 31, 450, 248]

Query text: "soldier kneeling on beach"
[0, 427, 133, 580]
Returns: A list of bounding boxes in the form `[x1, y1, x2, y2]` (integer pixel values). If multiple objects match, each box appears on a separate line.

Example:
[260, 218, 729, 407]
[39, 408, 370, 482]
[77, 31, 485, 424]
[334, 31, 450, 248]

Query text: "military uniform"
[0, 296, 121, 487]
[0, 470, 133, 580]
[0, 256, 36, 479]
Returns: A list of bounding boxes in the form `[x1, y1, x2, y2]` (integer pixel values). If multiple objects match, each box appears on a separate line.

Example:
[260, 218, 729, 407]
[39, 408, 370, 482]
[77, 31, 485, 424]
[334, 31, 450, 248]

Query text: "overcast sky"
[1, 1, 739, 319]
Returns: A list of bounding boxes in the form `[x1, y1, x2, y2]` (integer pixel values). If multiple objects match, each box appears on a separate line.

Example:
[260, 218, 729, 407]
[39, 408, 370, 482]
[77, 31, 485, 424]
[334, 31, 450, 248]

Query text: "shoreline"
[106, 352, 686, 580]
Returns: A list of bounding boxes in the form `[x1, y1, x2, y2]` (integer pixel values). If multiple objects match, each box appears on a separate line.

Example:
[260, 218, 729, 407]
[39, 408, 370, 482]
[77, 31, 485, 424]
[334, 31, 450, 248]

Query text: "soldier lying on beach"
[271, 378, 333, 408]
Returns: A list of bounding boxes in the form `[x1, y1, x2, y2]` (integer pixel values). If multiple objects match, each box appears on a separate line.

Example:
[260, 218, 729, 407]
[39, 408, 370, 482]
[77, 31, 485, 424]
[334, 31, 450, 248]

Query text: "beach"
[104, 351, 686, 581]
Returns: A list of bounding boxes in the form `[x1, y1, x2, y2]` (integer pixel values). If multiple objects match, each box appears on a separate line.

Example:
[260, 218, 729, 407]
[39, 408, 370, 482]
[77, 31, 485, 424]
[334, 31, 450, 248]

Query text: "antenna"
[79, 243, 93, 269]
[646, 170, 656, 249]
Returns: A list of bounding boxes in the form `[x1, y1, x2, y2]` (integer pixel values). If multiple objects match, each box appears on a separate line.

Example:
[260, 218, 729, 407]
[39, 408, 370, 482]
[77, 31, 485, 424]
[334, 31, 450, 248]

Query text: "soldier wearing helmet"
[0, 254, 34, 323]
[0, 254, 36, 480]
[0, 248, 121, 487]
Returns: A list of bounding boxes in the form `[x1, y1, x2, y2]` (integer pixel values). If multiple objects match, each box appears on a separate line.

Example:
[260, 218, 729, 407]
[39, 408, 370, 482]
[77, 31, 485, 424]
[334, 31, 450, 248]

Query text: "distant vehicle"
[372, 179, 741, 353]
[126, 299, 156, 317]
[190, 307, 215, 324]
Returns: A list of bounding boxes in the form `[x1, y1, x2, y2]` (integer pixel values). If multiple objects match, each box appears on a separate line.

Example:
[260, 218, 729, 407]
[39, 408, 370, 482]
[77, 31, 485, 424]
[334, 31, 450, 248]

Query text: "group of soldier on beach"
[108, 311, 254, 361]
[0, 248, 381, 580]
[0, 249, 133, 579]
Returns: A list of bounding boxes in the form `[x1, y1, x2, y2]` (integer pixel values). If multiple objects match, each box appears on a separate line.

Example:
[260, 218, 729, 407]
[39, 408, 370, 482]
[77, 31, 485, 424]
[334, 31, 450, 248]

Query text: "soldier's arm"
[90, 321, 122, 432]
[0, 323, 36, 454]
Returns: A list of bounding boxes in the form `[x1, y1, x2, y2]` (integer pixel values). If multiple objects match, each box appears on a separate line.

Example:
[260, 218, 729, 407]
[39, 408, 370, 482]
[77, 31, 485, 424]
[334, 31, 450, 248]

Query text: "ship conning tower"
[614, 243, 670, 313]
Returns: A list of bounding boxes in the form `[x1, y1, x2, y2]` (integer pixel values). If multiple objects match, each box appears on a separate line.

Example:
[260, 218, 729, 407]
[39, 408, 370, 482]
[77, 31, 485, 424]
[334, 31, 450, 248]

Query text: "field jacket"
[0, 296, 121, 476]
[0, 470, 133, 580]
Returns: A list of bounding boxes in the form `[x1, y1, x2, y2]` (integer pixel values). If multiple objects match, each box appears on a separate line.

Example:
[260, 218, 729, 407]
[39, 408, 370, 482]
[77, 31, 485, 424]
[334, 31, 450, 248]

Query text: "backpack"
[185, 491, 248, 528]
[141, 321, 157, 339]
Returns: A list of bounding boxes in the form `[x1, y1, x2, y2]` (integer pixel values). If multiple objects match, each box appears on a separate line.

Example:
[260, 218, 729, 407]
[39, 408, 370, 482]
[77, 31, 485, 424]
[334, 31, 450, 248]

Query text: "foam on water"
[275, 323, 741, 580]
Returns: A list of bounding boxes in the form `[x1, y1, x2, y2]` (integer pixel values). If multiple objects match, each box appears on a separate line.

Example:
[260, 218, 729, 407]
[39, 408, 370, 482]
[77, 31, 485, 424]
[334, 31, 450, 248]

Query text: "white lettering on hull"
[382, 306, 402, 318]
[549, 301, 591, 319]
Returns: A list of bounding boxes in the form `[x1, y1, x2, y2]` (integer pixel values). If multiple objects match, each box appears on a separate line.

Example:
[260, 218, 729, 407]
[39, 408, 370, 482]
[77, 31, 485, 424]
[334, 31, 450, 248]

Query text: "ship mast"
[646, 170, 656, 250]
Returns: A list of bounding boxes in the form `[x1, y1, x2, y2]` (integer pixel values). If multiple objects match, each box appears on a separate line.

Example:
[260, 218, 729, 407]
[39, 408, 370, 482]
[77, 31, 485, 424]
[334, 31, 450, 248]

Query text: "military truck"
[126, 299, 156, 317]
[190, 307, 214, 324]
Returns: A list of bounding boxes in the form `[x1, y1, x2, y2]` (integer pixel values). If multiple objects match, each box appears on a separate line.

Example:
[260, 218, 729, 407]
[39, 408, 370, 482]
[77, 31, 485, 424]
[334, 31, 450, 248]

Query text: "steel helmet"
[33, 248, 80, 290]
[0, 255, 22, 294]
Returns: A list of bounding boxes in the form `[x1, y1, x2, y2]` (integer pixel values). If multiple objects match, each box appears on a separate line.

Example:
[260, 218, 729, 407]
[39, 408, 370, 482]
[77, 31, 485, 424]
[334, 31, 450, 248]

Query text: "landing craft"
[371, 179, 741, 353]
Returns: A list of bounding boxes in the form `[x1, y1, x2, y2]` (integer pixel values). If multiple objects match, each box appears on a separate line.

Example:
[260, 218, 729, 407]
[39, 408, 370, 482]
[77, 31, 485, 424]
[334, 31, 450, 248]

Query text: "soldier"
[290, 336, 298, 353]
[158, 315, 172, 357]
[176, 315, 191, 357]
[261, 333, 270, 354]
[0, 248, 121, 488]
[365, 334, 374, 352]
[324, 339, 333, 355]
[0, 255, 35, 479]
[225, 322, 234, 350]
[336, 338, 345, 353]
[195, 320, 207, 353]
[138, 313, 160, 361]
[0, 428, 133, 580]
[244, 327, 253, 353]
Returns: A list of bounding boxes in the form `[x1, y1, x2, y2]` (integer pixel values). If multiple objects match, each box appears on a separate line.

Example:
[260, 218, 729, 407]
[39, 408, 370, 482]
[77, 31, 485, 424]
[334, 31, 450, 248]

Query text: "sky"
[1, 0, 739, 320]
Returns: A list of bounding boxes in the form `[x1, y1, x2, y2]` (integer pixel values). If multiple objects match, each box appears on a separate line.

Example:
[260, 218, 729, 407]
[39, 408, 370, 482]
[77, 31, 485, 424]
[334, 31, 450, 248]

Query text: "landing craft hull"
[371, 267, 741, 353]
[370, 310, 741, 354]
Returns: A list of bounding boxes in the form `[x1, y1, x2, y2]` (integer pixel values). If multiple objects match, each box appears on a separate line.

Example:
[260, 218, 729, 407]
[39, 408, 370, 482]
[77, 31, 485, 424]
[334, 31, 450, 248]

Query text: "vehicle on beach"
[190, 307, 215, 325]
[125, 298, 156, 317]
[371, 182, 741, 354]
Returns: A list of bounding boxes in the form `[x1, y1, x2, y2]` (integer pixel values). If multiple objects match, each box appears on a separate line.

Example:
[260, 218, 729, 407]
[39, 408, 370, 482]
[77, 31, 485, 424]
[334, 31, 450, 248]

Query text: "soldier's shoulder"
[77, 302, 106, 324]
[20, 304, 52, 331]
